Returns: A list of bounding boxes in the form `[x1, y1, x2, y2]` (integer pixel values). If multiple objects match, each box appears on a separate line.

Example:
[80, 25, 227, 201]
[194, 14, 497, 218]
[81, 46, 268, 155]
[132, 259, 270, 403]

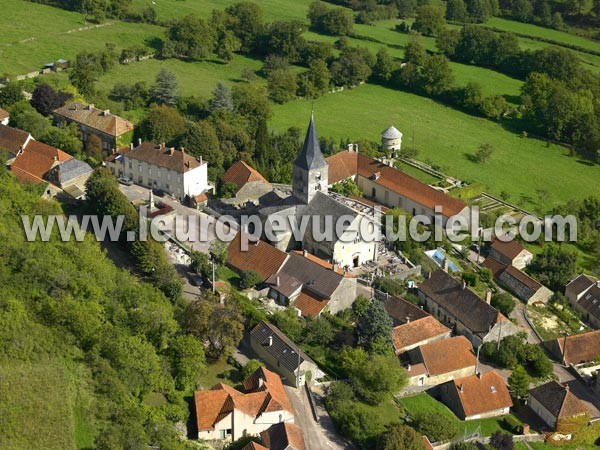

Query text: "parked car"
[117, 177, 133, 186]
[152, 188, 165, 197]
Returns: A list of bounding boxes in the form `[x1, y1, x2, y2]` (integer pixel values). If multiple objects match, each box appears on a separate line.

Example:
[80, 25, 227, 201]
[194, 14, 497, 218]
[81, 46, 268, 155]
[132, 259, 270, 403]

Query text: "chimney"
[333, 263, 339, 272]
[596, 280, 600, 288]
[407, 364, 411, 372]
[180, 146, 185, 154]
[268, 335, 273, 347]
[129, 142, 133, 150]
[103, 109, 110, 116]
[462, 280, 467, 290]
[276, 276, 280, 287]
[477, 371, 482, 379]
[88, 104, 94, 110]
[443, 257, 449, 273]
[303, 249, 307, 257]
[459, 384, 464, 393]
[485, 289, 492, 304]
[565, 384, 570, 392]
[199, 156, 203, 164]
[137, 138, 142, 146]
[354, 143, 359, 152]
[258, 377, 264, 389]
[169, 148, 175, 156]
[111, 148, 115, 155]
[347, 143, 353, 152]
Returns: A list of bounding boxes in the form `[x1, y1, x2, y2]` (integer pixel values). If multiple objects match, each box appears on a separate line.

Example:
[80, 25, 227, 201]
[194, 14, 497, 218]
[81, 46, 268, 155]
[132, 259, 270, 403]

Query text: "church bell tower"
[292, 114, 328, 204]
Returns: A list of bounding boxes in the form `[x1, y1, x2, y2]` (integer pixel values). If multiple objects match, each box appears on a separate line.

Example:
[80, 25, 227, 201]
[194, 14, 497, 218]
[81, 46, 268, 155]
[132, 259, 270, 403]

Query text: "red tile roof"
[483, 257, 541, 291]
[491, 237, 528, 261]
[242, 442, 269, 450]
[290, 250, 346, 276]
[416, 336, 476, 376]
[551, 330, 600, 366]
[195, 367, 293, 432]
[326, 151, 467, 217]
[260, 422, 306, 450]
[227, 233, 289, 281]
[126, 142, 205, 173]
[292, 290, 329, 318]
[222, 161, 270, 192]
[448, 370, 512, 418]
[392, 316, 450, 354]
[9, 137, 72, 184]
[529, 381, 589, 420]
[53, 102, 133, 137]
[0, 124, 31, 154]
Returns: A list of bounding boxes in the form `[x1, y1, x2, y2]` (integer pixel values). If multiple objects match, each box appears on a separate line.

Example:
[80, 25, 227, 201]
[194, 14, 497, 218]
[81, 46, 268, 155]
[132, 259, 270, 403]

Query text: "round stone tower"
[381, 125, 403, 153]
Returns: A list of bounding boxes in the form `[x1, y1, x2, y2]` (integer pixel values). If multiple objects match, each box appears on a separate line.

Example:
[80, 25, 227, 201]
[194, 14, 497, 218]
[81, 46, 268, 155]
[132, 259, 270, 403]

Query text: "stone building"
[292, 114, 328, 205]
[108, 142, 213, 202]
[194, 366, 295, 442]
[405, 336, 477, 387]
[529, 381, 589, 430]
[488, 237, 533, 270]
[565, 274, 600, 329]
[221, 161, 273, 206]
[249, 321, 322, 387]
[392, 315, 451, 355]
[439, 370, 512, 420]
[418, 270, 520, 347]
[381, 125, 402, 153]
[545, 329, 600, 366]
[53, 102, 133, 152]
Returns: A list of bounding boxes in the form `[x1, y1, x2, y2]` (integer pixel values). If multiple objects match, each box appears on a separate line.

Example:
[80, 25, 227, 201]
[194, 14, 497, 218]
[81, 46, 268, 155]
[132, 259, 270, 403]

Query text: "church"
[258, 115, 379, 269]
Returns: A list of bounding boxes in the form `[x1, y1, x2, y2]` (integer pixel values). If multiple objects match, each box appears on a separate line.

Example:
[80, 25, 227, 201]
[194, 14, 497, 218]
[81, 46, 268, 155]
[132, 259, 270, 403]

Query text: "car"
[117, 177, 133, 186]
[152, 188, 165, 197]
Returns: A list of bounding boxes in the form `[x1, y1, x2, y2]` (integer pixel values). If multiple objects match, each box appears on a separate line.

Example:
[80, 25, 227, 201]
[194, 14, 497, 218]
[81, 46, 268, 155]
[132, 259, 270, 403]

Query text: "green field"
[0, 0, 163, 76]
[0, 359, 93, 450]
[130, 0, 317, 22]
[270, 83, 600, 213]
[401, 392, 519, 437]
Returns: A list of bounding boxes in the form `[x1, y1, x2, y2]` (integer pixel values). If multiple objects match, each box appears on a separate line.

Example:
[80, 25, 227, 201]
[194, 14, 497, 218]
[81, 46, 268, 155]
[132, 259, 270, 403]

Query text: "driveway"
[511, 303, 542, 344]
[285, 385, 352, 450]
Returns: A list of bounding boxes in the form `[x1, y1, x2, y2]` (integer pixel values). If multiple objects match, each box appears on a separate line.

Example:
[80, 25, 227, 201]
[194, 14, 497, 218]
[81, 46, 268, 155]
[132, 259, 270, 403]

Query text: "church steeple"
[292, 114, 328, 204]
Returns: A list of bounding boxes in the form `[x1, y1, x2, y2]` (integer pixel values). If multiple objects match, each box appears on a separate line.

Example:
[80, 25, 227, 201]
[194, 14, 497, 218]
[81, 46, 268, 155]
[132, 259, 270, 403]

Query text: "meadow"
[0, 0, 162, 76]
[270, 83, 600, 213]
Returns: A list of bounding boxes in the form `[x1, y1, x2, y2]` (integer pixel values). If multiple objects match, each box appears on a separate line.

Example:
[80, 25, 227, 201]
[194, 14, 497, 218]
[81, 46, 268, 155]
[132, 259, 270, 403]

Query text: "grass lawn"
[0, 359, 83, 450]
[270, 83, 600, 213]
[199, 357, 243, 390]
[0, 0, 163, 76]
[401, 392, 519, 438]
[395, 161, 441, 185]
[130, 0, 317, 22]
[95, 55, 264, 99]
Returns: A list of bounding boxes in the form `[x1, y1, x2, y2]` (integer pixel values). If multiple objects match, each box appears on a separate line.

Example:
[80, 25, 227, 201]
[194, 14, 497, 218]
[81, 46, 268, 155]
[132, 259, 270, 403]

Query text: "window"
[128, 161, 132, 169]
[219, 430, 226, 439]
[138, 176, 143, 183]
[157, 170, 161, 178]
[148, 167, 152, 175]
[371, 187, 376, 197]
[166, 184, 170, 190]
[167, 173, 171, 181]
[138, 165, 142, 173]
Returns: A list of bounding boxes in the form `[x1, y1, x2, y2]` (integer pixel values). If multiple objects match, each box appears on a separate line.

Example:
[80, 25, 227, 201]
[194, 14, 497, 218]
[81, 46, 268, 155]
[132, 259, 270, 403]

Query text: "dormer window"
[315, 172, 321, 180]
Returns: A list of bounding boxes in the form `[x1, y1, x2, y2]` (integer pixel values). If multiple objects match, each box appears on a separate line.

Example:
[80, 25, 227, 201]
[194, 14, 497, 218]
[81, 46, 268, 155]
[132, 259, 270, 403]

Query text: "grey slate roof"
[529, 381, 588, 419]
[419, 270, 505, 336]
[381, 125, 402, 139]
[384, 295, 429, 326]
[250, 321, 316, 372]
[577, 285, 600, 322]
[274, 252, 343, 299]
[293, 114, 327, 171]
[567, 274, 598, 296]
[56, 158, 93, 183]
[303, 191, 359, 237]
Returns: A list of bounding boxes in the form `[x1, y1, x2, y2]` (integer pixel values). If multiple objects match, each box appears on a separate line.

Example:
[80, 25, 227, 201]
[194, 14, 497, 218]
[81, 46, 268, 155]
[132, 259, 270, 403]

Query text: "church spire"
[294, 113, 327, 171]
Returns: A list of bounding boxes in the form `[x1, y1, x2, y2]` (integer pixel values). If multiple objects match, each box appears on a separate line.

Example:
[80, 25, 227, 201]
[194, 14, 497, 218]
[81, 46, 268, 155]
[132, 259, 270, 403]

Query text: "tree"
[168, 334, 206, 391]
[181, 121, 223, 179]
[232, 83, 272, 130]
[209, 82, 234, 112]
[490, 431, 513, 450]
[357, 299, 393, 351]
[139, 106, 185, 144]
[450, 443, 478, 450]
[212, 10, 241, 62]
[527, 244, 577, 291]
[511, 0, 533, 22]
[0, 82, 25, 108]
[411, 411, 459, 442]
[396, 0, 418, 18]
[41, 124, 83, 155]
[446, 0, 469, 22]
[378, 424, 426, 450]
[405, 37, 427, 66]
[420, 54, 454, 95]
[373, 48, 396, 83]
[474, 143, 494, 163]
[491, 292, 516, 316]
[330, 46, 375, 87]
[298, 59, 331, 98]
[302, 316, 335, 346]
[264, 21, 307, 63]
[151, 67, 179, 106]
[163, 15, 216, 60]
[267, 69, 297, 104]
[271, 309, 304, 341]
[240, 359, 263, 380]
[184, 295, 244, 359]
[465, 0, 492, 22]
[190, 251, 211, 278]
[69, 51, 102, 96]
[8, 102, 49, 138]
[225, 1, 265, 53]
[412, 6, 446, 36]
[308, 1, 354, 36]
[240, 270, 262, 289]
[507, 364, 529, 400]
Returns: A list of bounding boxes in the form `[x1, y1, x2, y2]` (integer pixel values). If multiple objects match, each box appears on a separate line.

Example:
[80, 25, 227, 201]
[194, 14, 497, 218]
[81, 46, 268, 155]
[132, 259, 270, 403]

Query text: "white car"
[118, 177, 133, 186]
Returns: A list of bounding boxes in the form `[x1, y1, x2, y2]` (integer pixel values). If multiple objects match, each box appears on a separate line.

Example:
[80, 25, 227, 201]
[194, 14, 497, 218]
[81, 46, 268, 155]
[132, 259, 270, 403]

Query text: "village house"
[438, 370, 512, 420]
[249, 321, 322, 387]
[488, 238, 533, 270]
[53, 102, 133, 152]
[545, 329, 600, 366]
[528, 381, 589, 430]
[227, 232, 289, 283]
[221, 161, 273, 206]
[383, 295, 429, 326]
[418, 270, 520, 347]
[0, 107, 9, 125]
[1, 124, 92, 198]
[325, 147, 470, 226]
[108, 141, 213, 202]
[565, 274, 600, 329]
[266, 250, 357, 317]
[404, 336, 477, 387]
[257, 115, 378, 269]
[483, 257, 553, 305]
[392, 315, 451, 355]
[194, 366, 295, 443]
[254, 422, 306, 450]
